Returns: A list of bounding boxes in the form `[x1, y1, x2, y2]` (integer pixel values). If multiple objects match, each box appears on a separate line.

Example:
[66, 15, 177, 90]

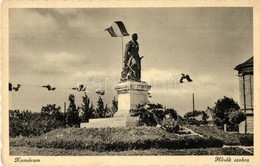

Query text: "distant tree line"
[9, 93, 118, 137]
[10, 95, 246, 137]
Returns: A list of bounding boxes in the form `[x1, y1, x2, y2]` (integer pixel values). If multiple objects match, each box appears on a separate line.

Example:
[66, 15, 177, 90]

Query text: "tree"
[213, 96, 240, 129]
[229, 111, 246, 125]
[80, 93, 94, 122]
[184, 110, 202, 119]
[111, 97, 118, 115]
[41, 104, 63, 121]
[96, 96, 105, 118]
[66, 94, 80, 127]
[40, 104, 65, 129]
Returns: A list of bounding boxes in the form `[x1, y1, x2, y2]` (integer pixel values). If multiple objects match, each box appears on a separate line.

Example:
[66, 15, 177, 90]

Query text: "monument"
[114, 33, 151, 126]
[81, 33, 151, 128]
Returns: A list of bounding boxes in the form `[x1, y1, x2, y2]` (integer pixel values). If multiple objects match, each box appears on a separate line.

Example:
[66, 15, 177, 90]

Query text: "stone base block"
[114, 81, 151, 116]
[80, 117, 126, 128]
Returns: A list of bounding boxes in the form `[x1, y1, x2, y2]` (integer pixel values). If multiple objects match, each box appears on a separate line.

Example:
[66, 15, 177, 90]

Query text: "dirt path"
[181, 126, 204, 137]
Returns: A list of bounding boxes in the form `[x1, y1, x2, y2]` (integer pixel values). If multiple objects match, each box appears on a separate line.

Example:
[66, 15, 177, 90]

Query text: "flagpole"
[121, 36, 124, 68]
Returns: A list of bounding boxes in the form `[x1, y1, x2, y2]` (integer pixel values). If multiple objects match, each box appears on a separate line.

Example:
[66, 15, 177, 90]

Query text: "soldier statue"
[121, 33, 143, 82]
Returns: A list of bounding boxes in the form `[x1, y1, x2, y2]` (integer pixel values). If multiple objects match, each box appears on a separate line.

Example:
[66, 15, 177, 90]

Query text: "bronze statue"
[121, 33, 143, 82]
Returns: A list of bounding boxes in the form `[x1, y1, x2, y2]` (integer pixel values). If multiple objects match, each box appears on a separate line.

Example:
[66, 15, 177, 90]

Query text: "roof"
[234, 57, 253, 74]
[205, 108, 214, 121]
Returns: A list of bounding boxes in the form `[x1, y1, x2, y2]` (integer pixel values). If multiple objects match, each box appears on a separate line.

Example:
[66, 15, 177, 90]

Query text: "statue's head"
[132, 33, 138, 41]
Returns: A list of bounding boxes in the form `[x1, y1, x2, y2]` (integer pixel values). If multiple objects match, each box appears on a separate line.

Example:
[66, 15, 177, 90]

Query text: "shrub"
[186, 118, 201, 126]
[139, 110, 158, 126]
[184, 110, 208, 125]
[165, 108, 178, 120]
[161, 116, 180, 133]
[130, 103, 180, 133]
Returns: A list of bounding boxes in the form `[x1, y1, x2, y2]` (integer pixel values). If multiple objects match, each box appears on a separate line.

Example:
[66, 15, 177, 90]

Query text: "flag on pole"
[105, 21, 129, 37]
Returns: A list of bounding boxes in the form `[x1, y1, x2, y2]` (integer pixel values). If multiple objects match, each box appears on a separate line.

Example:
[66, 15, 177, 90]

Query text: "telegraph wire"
[9, 82, 105, 95]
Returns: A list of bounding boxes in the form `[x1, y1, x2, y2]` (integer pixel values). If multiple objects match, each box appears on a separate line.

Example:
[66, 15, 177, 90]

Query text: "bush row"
[9, 109, 65, 137]
[10, 146, 253, 156]
[10, 136, 223, 151]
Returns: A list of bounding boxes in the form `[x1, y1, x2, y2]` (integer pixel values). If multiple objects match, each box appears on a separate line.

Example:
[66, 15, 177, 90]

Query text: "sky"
[9, 8, 253, 116]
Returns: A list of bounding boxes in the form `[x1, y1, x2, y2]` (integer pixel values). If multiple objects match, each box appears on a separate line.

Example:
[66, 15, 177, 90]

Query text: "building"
[234, 57, 253, 133]
[205, 107, 214, 126]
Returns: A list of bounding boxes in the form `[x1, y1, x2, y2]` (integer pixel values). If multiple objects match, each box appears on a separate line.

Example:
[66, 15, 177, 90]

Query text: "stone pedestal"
[114, 81, 151, 117]
[80, 81, 151, 128]
[115, 81, 151, 127]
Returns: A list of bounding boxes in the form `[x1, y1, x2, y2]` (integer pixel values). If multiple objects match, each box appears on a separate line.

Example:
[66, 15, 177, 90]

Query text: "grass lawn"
[9, 126, 253, 155]
[185, 125, 253, 146]
[10, 127, 223, 152]
[10, 146, 252, 156]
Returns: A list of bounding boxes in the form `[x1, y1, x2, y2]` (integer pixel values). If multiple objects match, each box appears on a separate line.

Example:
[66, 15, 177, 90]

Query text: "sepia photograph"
[2, 2, 259, 165]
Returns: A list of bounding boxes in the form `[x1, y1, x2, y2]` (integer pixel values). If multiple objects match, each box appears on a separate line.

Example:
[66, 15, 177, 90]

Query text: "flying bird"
[9, 83, 21, 91]
[13, 84, 21, 91]
[148, 92, 152, 98]
[180, 73, 193, 83]
[42, 85, 56, 91]
[96, 90, 105, 95]
[9, 83, 13, 91]
[72, 84, 86, 92]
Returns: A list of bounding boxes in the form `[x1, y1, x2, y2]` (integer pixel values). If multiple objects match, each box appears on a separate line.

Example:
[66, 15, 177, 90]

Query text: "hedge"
[10, 146, 252, 156]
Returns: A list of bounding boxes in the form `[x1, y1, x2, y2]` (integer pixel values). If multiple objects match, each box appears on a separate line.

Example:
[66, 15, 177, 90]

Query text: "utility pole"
[122, 36, 124, 68]
[192, 93, 195, 117]
[64, 102, 66, 128]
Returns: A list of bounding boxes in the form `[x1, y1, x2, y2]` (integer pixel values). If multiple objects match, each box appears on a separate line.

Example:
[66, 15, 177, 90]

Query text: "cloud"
[9, 9, 59, 38]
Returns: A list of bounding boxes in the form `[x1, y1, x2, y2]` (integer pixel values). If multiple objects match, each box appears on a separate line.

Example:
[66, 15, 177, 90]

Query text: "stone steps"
[89, 117, 127, 123]
[114, 112, 129, 117]
[81, 118, 127, 128]
[80, 116, 140, 128]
